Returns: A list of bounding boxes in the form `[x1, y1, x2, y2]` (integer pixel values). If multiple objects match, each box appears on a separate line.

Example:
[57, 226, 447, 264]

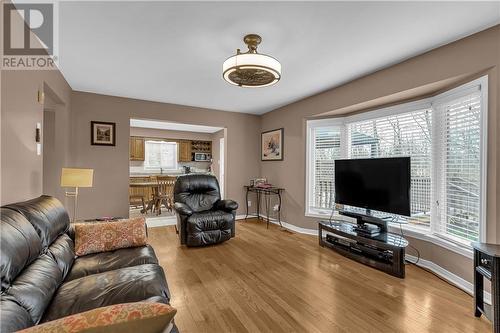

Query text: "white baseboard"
[240, 213, 488, 303]
[146, 216, 177, 228]
[236, 214, 318, 235]
[406, 254, 491, 304]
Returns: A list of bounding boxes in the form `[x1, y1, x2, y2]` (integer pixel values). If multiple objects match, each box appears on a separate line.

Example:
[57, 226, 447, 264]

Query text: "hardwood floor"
[148, 218, 491, 333]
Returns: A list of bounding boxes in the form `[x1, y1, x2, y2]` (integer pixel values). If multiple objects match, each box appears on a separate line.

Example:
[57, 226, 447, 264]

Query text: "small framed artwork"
[261, 128, 283, 161]
[91, 121, 116, 146]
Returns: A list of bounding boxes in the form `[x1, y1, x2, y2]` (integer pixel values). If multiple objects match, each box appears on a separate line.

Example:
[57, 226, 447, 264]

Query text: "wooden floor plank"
[149, 218, 491, 333]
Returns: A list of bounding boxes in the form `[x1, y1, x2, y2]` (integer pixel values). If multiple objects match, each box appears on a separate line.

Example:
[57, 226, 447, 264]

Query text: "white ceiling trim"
[130, 119, 223, 133]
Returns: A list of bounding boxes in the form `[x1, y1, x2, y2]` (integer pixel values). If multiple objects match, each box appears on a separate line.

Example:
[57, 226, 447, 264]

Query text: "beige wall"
[0, 4, 73, 206]
[1, 71, 72, 205]
[71, 92, 260, 219]
[259, 25, 500, 283]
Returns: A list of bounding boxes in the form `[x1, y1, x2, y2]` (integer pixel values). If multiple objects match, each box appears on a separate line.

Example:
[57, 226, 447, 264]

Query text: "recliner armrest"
[174, 202, 194, 216]
[214, 199, 238, 212]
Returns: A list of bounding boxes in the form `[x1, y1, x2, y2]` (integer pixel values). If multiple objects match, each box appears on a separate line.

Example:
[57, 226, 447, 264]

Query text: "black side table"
[472, 242, 500, 332]
[244, 186, 284, 228]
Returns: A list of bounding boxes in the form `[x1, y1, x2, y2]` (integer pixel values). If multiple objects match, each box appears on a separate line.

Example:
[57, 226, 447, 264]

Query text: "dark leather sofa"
[174, 174, 238, 246]
[0, 195, 175, 333]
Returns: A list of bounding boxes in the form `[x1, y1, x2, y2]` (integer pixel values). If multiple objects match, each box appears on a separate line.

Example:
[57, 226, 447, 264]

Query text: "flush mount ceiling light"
[223, 34, 281, 88]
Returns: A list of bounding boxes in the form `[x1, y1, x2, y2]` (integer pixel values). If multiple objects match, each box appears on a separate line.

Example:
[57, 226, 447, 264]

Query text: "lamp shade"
[60, 168, 94, 187]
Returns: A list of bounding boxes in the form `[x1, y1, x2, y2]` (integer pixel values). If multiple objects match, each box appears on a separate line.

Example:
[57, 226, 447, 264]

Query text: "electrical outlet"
[248, 201, 252, 207]
[273, 204, 279, 211]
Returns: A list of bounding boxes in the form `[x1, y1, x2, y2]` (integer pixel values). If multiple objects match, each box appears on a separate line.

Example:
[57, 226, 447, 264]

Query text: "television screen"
[334, 157, 411, 216]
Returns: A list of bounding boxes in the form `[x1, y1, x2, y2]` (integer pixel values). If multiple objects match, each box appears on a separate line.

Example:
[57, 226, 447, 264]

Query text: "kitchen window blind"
[144, 141, 178, 170]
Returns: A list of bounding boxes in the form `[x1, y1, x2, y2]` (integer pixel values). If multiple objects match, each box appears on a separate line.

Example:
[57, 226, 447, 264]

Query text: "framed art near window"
[261, 128, 283, 161]
[91, 121, 116, 146]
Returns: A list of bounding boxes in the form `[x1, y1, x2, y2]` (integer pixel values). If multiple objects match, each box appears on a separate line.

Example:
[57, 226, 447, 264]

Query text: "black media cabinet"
[472, 242, 500, 333]
[319, 220, 408, 278]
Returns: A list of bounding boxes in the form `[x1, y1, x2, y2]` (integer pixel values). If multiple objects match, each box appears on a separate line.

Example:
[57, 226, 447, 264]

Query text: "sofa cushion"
[4, 196, 70, 250]
[5, 253, 63, 324]
[18, 302, 177, 333]
[47, 234, 75, 280]
[0, 297, 35, 332]
[66, 245, 158, 281]
[1, 208, 42, 291]
[41, 264, 170, 323]
[74, 218, 147, 256]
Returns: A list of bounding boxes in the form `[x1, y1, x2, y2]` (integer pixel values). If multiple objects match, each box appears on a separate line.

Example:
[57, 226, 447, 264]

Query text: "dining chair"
[147, 175, 159, 214]
[129, 179, 146, 213]
[154, 176, 176, 215]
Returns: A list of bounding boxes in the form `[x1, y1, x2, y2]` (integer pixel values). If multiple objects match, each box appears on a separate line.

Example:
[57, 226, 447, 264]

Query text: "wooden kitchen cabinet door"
[178, 140, 192, 162]
[130, 137, 145, 161]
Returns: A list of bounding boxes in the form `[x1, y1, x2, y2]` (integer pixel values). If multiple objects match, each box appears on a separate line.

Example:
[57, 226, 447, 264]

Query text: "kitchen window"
[306, 76, 488, 246]
[144, 141, 178, 171]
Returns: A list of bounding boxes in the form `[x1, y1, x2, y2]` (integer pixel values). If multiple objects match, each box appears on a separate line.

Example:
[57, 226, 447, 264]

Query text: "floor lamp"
[60, 168, 94, 222]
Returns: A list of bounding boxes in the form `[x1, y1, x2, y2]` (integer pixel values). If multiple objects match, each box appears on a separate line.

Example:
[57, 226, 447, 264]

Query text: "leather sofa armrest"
[214, 199, 238, 212]
[174, 202, 194, 216]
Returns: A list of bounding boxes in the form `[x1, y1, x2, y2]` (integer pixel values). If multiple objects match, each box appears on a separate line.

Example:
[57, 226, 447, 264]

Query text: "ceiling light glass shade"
[223, 53, 281, 87]
[222, 34, 281, 88]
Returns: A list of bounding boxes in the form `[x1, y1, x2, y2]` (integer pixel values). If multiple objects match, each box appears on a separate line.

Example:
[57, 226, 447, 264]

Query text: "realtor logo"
[2, 2, 56, 69]
[3, 3, 53, 55]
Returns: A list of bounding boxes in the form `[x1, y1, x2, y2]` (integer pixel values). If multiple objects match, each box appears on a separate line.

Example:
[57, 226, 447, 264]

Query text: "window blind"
[145, 141, 178, 170]
[346, 109, 433, 226]
[311, 126, 342, 211]
[434, 91, 482, 242]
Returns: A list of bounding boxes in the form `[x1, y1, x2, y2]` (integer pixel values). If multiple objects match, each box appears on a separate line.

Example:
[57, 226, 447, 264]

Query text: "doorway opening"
[128, 118, 226, 227]
[41, 84, 70, 210]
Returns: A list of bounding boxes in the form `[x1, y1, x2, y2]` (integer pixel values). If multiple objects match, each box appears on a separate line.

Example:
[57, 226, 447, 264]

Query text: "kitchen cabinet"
[178, 140, 192, 162]
[130, 137, 145, 161]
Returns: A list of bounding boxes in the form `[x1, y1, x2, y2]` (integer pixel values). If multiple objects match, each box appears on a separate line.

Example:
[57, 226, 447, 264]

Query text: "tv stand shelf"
[319, 220, 409, 278]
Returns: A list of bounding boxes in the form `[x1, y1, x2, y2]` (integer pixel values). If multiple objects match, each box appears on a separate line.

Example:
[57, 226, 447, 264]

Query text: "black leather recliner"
[173, 174, 238, 246]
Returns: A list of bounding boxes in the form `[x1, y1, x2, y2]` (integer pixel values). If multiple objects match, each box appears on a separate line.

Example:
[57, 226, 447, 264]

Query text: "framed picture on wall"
[91, 121, 116, 146]
[261, 128, 283, 161]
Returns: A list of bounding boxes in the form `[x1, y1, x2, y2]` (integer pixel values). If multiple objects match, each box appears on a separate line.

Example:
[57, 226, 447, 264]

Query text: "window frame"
[305, 118, 346, 217]
[305, 76, 488, 250]
[430, 77, 488, 245]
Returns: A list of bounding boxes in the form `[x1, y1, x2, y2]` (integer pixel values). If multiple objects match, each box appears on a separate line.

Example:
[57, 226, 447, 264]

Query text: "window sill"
[388, 224, 473, 259]
[305, 211, 473, 259]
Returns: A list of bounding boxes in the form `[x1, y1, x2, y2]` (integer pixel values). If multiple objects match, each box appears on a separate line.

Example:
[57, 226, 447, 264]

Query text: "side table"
[472, 242, 500, 332]
[243, 186, 284, 228]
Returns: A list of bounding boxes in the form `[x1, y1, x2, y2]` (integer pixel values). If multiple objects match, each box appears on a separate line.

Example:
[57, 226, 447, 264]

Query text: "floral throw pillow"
[74, 217, 147, 256]
[18, 302, 177, 333]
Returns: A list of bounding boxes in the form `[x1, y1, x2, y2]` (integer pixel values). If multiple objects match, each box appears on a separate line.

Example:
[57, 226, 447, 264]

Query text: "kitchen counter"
[130, 172, 213, 177]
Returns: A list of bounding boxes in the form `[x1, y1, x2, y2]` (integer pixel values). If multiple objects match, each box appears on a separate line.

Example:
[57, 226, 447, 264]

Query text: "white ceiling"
[58, 2, 500, 115]
[130, 119, 223, 133]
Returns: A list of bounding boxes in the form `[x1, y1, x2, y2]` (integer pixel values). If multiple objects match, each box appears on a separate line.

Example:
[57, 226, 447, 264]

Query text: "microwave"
[194, 153, 210, 161]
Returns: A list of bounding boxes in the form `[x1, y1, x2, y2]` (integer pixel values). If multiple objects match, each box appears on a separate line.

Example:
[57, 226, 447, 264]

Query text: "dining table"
[129, 182, 159, 213]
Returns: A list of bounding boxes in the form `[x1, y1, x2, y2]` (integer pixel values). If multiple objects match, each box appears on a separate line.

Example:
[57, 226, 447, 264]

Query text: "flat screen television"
[334, 157, 411, 217]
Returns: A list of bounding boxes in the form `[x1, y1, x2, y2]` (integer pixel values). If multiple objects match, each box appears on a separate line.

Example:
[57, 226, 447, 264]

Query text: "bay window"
[306, 76, 487, 245]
